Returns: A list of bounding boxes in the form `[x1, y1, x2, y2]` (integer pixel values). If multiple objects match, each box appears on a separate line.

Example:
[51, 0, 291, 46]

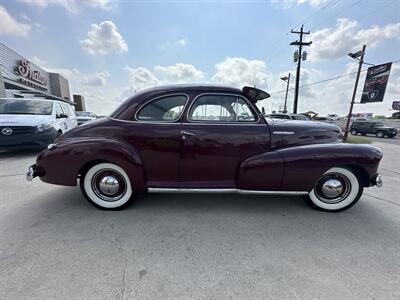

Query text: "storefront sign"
[360, 62, 392, 103]
[16, 60, 48, 90]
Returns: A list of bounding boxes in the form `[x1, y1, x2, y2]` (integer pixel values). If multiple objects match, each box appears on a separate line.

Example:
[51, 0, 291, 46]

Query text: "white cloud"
[80, 21, 128, 55]
[310, 18, 400, 61]
[83, 71, 110, 86]
[271, 0, 331, 9]
[158, 38, 188, 50]
[297, 0, 331, 8]
[0, 5, 31, 37]
[212, 57, 271, 89]
[124, 63, 204, 95]
[124, 67, 160, 92]
[18, 0, 116, 13]
[154, 63, 204, 82]
[30, 56, 116, 114]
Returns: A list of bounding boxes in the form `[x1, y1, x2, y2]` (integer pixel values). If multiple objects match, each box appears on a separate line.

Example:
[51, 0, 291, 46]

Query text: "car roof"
[111, 84, 267, 120]
[134, 84, 243, 96]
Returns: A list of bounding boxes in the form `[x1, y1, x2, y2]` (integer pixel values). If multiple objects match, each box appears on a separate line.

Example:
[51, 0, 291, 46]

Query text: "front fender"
[277, 143, 382, 191]
[237, 143, 382, 192]
[36, 137, 146, 192]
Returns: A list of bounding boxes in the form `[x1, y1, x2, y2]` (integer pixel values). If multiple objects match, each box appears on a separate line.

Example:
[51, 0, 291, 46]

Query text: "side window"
[189, 95, 256, 122]
[137, 95, 187, 122]
[61, 103, 72, 116]
[55, 103, 64, 117]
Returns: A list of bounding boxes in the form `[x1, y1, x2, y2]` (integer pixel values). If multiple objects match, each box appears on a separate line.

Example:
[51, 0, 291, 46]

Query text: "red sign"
[16, 60, 48, 87]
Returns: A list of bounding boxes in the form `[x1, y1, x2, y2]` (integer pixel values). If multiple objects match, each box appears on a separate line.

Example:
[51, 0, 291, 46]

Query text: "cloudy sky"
[0, 0, 399, 116]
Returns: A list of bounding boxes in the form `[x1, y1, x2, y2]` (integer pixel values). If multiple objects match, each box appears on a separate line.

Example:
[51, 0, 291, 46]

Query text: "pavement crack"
[121, 253, 127, 299]
[365, 193, 400, 207]
[0, 173, 25, 178]
[381, 168, 400, 175]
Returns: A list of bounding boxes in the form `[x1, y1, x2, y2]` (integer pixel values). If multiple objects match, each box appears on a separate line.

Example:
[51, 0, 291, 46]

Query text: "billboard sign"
[360, 62, 392, 103]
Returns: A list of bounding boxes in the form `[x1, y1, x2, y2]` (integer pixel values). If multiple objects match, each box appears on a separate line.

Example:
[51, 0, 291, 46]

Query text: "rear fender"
[36, 138, 146, 192]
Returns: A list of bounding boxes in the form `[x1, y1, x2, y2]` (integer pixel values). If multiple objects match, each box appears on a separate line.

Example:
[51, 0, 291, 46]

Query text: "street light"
[280, 73, 291, 114]
[343, 45, 367, 141]
[348, 50, 364, 60]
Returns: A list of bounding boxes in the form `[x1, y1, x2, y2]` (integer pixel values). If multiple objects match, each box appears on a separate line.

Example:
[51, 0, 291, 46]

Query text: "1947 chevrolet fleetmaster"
[27, 85, 383, 212]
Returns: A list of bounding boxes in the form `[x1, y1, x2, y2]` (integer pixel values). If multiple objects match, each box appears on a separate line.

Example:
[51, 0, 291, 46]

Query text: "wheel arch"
[37, 138, 147, 192]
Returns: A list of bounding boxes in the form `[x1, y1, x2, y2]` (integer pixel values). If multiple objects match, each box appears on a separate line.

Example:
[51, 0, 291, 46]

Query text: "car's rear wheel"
[80, 163, 133, 210]
[376, 131, 385, 138]
[303, 167, 363, 212]
[350, 129, 357, 135]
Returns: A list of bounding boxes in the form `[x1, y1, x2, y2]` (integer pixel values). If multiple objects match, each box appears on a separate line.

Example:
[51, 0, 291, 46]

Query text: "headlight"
[36, 122, 53, 132]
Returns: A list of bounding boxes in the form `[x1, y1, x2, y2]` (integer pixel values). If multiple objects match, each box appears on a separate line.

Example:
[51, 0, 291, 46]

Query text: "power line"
[269, 59, 400, 95]
[292, 0, 342, 31]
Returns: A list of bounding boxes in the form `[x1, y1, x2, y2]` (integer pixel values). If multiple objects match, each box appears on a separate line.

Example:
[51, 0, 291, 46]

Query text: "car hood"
[0, 114, 53, 127]
[268, 119, 342, 149]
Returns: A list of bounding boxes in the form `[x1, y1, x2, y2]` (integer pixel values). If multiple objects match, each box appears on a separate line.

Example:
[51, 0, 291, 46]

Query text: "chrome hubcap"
[91, 169, 127, 202]
[315, 173, 351, 204]
[98, 176, 120, 196]
[321, 179, 343, 198]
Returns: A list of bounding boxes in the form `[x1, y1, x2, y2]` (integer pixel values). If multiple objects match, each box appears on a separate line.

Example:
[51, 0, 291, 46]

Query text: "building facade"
[0, 43, 72, 103]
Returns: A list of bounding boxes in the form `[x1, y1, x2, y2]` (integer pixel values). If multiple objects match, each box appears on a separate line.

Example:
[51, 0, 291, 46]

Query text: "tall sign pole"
[283, 73, 291, 113]
[290, 25, 312, 114]
[343, 44, 367, 141]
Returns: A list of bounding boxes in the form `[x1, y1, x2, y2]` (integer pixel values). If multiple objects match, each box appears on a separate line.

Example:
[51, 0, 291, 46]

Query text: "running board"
[147, 188, 308, 195]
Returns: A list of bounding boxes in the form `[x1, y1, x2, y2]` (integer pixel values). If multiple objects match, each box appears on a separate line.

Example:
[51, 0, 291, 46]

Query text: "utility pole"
[290, 25, 312, 114]
[343, 44, 367, 141]
[280, 73, 291, 113]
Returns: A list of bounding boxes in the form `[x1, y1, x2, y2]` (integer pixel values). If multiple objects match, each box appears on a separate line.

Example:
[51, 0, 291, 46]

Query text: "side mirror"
[57, 113, 68, 119]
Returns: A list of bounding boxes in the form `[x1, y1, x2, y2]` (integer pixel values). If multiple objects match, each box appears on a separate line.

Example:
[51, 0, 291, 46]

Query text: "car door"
[61, 103, 77, 131]
[126, 94, 188, 187]
[54, 102, 68, 132]
[179, 93, 269, 188]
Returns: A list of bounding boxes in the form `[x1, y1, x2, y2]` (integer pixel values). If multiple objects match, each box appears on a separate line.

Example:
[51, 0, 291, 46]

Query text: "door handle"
[181, 130, 196, 139]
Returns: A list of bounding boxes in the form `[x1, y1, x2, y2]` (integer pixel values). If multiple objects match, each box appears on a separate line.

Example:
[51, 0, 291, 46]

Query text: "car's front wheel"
[80, 163, 133, 210]
[303, 167, 363, 212]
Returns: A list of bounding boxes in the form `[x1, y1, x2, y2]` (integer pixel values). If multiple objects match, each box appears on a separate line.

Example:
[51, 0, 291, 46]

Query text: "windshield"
[76, 112, 92, 117]
[0, 100, 53, 115]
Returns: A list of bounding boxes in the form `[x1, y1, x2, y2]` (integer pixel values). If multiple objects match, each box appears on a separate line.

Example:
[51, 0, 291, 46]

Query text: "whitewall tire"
[80, 163, 133, 210]
[303, 167, 363, 212]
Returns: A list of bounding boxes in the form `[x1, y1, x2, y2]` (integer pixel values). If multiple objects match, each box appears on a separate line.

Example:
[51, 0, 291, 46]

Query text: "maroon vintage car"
[26, 85, 383, 211]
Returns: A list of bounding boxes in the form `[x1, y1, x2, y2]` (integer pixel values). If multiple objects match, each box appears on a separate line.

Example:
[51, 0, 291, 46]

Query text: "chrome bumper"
[373, 174, 383, 188]
[26, 164, 38, 182]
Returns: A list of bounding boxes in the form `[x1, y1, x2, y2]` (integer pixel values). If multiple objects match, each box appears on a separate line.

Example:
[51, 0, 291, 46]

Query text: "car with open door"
[26, 85, 383, 212]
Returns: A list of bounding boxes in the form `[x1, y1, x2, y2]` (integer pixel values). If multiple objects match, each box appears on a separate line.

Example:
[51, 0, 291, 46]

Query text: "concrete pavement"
[0, 142, 399, 299]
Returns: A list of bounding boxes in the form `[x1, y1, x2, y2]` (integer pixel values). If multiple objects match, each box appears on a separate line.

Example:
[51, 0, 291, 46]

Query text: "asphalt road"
[1, 142, 399, 299]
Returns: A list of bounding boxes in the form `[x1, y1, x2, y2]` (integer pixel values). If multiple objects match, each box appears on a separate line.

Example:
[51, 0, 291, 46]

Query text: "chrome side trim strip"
[148, 188, 308, 195]
[148, 188, 236, 193]
[272, 131, 295, 135]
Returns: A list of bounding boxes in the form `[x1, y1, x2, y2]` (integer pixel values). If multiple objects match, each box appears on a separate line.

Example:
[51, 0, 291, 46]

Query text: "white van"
[0, 98, 77, 150]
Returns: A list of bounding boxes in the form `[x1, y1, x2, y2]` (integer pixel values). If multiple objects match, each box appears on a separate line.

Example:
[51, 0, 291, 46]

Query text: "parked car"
[350, 120, 398, 138]
[27, 85, 383, 212]
[327, 114, 340, 121]
[76, 111, 97, 125]
[0, 98, 77, 150]
[266, 113, 309, 120]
